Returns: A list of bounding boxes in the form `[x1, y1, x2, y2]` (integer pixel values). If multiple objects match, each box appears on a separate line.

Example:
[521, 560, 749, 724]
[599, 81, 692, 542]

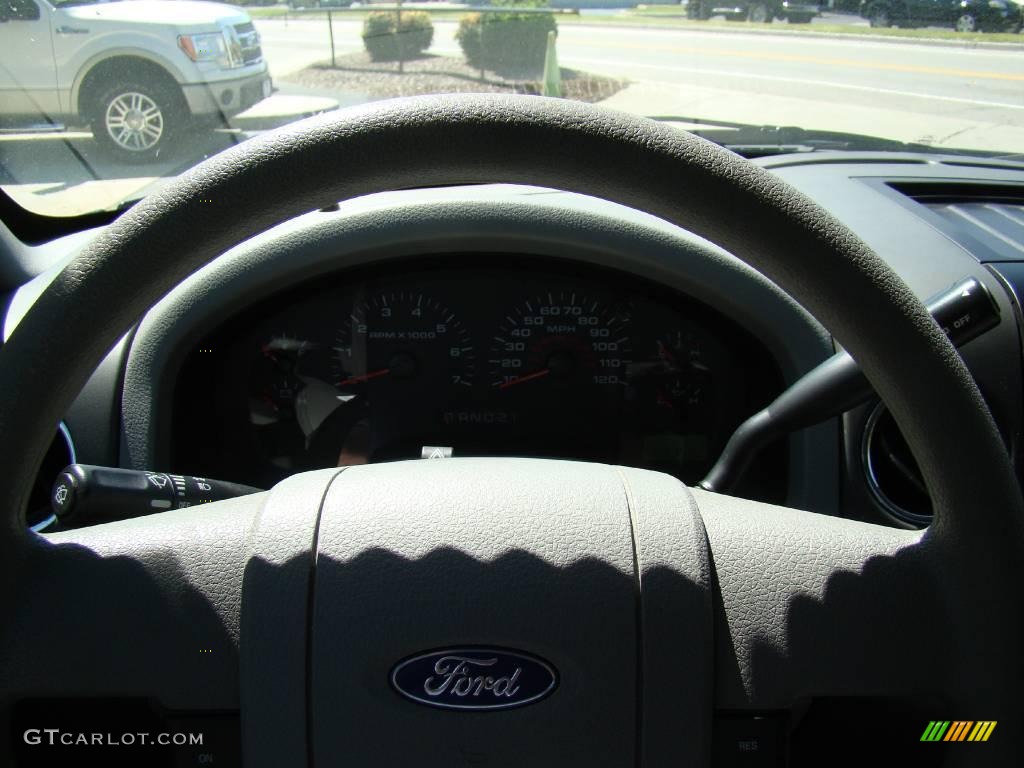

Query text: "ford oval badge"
[391, 647, 557, 711]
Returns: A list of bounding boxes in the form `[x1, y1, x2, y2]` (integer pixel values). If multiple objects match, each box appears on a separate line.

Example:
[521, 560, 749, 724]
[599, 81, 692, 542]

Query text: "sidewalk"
[230, 93, 341, 131]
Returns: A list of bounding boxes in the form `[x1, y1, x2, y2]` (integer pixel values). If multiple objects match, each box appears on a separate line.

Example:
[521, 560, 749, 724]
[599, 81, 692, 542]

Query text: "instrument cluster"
[173, 258, 785, 494]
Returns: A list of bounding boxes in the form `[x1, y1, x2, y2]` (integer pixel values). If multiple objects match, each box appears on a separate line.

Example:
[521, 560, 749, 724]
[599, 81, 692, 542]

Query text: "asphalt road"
[2, 18, 1022, 215]
[259, 18, 1024, 150]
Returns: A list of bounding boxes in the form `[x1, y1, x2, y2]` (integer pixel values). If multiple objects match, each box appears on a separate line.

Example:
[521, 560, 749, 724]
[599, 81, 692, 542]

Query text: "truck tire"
[90, 78, 183, 163]
[954, 12, 977, 32]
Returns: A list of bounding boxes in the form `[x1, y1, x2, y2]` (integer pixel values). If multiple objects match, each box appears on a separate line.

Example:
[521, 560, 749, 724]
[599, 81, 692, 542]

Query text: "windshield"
[47, 0, 108, 7]
[0, 0, 1021, 217]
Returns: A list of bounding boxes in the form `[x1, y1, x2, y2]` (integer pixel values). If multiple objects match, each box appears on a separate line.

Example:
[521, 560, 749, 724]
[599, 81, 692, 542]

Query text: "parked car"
[686, 0, 820, 23]
[859, 0, 1023, 32]
[0, 0, 272, 161]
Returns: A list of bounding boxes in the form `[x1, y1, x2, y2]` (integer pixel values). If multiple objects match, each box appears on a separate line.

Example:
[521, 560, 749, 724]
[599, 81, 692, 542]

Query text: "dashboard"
[5, 152, 1024, 531]
[172, 259, 784, 494]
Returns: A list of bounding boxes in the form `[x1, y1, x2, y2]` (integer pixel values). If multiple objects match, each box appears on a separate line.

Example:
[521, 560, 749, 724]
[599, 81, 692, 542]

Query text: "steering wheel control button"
[390, 648, 557, 711]
[713, 714, 784, 767]
[50, 464, 262, 525]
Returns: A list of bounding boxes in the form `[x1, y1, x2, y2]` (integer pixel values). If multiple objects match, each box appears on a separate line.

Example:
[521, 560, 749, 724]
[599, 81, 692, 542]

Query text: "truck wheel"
[868, 6, 891, 27]
[954, 12, 977, 32]
[748, 2, 770, 22]
[91, 80, 182, 163]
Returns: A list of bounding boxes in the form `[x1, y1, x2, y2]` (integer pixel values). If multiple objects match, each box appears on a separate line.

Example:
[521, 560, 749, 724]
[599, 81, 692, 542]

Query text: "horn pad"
[309, 459, 711, 766]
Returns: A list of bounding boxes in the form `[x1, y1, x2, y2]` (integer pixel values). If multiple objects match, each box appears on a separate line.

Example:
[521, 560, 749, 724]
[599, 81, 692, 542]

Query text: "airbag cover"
[309, 458, 710, 766]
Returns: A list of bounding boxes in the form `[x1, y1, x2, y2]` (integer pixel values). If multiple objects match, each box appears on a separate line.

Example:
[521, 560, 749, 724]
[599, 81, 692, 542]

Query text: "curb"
[229, 94, 340, 130]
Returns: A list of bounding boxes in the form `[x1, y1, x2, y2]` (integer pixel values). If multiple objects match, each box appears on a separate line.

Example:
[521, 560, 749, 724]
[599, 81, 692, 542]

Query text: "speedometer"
[489, 292, 632, 391]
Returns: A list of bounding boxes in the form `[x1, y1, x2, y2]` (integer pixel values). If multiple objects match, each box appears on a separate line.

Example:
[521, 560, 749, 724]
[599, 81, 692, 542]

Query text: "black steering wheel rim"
[0, 95, 1021, 761]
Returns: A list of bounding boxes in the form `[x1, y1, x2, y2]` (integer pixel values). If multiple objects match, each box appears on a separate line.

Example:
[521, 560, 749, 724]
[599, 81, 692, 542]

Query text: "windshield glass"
[1, 0, 1021, 217]
[47, 0, 107, 7]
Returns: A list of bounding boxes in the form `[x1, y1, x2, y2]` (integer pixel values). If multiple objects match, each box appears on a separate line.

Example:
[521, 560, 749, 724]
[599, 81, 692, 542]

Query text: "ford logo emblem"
[390, 647, 558, 711]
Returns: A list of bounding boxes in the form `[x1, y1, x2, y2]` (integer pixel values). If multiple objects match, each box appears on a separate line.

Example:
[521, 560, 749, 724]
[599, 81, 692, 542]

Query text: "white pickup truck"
[0, 0, 271, 161]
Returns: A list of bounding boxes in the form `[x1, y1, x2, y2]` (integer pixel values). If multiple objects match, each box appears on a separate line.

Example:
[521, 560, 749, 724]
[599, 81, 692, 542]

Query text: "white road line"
[555, 55, 1024, 111]
[273, 35, 1024, 112]
[559, 25, 1024, 61]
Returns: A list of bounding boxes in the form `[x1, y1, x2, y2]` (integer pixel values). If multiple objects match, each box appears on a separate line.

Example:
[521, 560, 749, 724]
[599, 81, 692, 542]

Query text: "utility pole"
[396, 0, 404, 75]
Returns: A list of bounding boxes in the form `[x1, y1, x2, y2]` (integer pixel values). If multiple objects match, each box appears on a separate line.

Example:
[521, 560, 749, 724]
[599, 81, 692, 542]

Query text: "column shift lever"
[699, 276, 1001, 494]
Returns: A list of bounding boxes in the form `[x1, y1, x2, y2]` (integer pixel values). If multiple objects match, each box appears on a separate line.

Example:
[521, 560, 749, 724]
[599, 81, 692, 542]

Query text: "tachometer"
[334, 291, 475, 391]
[489, 292, 631, 391]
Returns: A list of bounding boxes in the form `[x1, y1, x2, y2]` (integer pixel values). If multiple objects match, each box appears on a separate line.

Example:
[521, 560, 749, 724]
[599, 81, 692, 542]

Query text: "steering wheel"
[1, 95, 1021, 766]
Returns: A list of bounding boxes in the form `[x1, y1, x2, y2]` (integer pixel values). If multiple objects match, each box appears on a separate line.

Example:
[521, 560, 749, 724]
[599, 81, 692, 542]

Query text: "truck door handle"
[55, 25, 89, 34]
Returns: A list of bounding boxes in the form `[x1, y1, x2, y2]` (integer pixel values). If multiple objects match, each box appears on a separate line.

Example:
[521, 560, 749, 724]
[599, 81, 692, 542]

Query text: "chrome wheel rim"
[105, 91, 164, 152]
[956, 13, 976, 31]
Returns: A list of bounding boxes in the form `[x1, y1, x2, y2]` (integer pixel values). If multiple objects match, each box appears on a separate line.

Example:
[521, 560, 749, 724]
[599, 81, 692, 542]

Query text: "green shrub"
[362, 10, 434, 62]
[455, 6, 557, 77]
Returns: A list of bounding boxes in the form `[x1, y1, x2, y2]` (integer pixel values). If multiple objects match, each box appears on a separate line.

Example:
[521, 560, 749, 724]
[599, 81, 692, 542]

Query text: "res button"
[713, 714, 785, 767]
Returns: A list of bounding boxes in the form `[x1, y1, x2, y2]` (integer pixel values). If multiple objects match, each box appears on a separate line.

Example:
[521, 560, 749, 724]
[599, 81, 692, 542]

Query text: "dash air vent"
[862, 404, 932, 528]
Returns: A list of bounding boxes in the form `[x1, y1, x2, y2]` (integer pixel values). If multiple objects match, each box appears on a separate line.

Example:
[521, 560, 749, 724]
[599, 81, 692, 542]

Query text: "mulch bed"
[283, 51, 628, 103]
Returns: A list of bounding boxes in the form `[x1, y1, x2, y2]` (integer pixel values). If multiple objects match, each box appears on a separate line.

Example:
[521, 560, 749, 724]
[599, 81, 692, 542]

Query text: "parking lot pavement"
[0, 93, 337, 216]
[0, 129, 239, 216]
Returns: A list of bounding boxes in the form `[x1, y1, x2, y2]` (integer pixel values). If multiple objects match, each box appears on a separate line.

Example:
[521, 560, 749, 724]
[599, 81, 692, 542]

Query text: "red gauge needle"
[339, 368, 391, 387]
[499, 368, 551, 390]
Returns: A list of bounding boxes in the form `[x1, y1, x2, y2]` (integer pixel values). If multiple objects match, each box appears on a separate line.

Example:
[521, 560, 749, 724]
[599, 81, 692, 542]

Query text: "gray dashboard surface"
[761, 155, 1024, 292]
[765, 155, 1024, 469]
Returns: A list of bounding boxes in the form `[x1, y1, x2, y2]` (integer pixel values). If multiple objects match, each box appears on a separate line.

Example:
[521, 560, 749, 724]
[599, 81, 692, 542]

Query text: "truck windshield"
[0, 0, 1021, 218]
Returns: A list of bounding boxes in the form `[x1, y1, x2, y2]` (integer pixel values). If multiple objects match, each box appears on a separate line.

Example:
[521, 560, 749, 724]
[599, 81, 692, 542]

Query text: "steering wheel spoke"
[0, 494, 262, 708]
[695, 490, 942, 706]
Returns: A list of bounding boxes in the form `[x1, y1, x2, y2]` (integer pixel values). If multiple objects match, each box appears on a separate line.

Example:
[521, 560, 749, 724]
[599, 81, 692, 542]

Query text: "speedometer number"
[490, 294, 631, 390]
